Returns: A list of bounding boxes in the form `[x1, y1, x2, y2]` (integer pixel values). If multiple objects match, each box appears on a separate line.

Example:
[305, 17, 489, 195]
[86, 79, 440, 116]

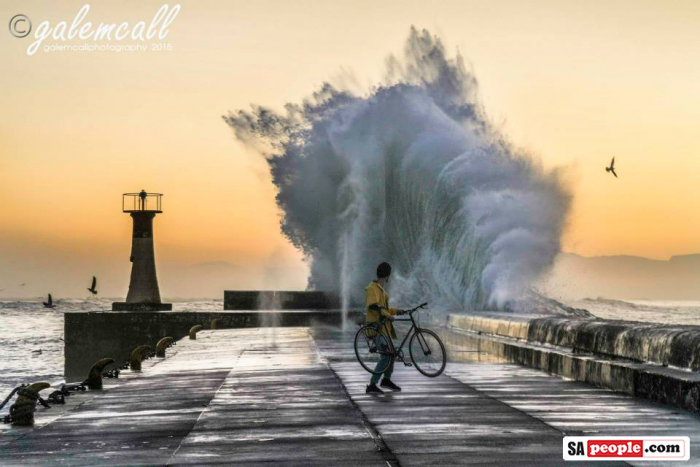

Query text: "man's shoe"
[380, 379, 402, 391]
[366, 383, 384, 394]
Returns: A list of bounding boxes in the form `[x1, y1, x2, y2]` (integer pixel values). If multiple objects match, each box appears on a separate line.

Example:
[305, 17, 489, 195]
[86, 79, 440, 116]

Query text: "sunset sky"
[1, 0, 699, 298]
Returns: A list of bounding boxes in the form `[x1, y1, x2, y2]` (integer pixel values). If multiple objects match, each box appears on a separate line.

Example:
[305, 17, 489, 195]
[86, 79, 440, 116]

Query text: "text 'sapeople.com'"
[563, 437, 690, 461]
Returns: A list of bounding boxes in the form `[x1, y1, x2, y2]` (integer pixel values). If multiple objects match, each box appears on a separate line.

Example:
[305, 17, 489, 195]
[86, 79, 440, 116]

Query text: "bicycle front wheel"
[409, 328, 446, 377]
[354, 324, 393, 375]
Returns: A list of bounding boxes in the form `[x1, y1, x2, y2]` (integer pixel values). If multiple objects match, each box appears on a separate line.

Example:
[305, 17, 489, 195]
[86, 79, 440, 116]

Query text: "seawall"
[447, 313, 700, 414]
[224, 291, 341, 310]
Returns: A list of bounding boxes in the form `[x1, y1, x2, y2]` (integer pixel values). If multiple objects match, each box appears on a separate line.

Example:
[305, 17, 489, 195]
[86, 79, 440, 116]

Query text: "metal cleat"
[129, 345, 151, 371]
[84, 358, 115, 390]
[5, 382, 51, 426]
[189, 325, 203, 340]
[156, 336, 174, 357]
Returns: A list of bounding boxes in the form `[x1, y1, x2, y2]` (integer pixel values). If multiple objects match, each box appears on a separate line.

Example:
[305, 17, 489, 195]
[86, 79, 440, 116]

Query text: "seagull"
[606, 157, 618, 178]
[43, 293, 55, 309]
[87, 276, 98, 296]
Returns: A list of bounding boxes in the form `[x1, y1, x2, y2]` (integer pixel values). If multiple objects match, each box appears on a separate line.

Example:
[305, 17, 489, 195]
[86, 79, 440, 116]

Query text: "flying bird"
[43, 293, 55, 309]
[19, 283, 26, 287]
[606, 157, 618, 178]
[87, 276, 98, 296]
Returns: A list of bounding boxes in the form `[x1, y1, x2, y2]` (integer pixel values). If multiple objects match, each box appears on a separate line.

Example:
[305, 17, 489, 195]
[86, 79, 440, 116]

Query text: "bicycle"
[354, 302, 447, 377]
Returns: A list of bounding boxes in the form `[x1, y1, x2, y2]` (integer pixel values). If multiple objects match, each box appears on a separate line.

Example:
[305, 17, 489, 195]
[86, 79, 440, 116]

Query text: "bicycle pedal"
[403, 362, 413, 367]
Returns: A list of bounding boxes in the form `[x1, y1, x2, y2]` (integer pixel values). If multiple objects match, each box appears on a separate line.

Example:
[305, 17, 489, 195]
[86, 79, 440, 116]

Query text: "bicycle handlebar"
[407, 302, 428, 314]
[378, 302, 428, 319]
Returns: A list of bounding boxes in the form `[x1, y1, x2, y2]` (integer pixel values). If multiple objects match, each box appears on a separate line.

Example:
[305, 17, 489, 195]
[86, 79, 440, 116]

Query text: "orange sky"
[1, 0, 699, 297]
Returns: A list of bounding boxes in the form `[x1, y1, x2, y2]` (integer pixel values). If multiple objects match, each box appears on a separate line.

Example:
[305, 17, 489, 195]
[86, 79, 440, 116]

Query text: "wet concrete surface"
[314, 326, 700, 466]
[1, 326, 698, 466]
[315, 328, 619, 466]
[168, 328, 386, 466]
[0, 332, 238, 466]
[0, 329, 386, 466]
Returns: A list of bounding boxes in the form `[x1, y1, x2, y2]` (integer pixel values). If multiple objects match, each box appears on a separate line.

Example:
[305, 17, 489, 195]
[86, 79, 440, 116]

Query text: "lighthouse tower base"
[112, 302, 173, 312]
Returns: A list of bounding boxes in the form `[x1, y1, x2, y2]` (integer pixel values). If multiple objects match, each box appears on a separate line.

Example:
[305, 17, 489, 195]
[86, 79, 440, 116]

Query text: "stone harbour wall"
[447, 313, 700, 414]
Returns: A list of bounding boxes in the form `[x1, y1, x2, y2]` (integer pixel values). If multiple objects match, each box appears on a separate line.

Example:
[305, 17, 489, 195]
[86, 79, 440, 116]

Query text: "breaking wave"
[224, 27, 571, 312]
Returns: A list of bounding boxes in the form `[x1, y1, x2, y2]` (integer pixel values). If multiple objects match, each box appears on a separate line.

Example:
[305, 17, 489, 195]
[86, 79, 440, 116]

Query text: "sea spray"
[224, 27, 571, 312]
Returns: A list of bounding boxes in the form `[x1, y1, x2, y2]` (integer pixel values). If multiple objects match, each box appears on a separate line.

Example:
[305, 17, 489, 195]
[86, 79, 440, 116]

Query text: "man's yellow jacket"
[365, 280, 398, 339]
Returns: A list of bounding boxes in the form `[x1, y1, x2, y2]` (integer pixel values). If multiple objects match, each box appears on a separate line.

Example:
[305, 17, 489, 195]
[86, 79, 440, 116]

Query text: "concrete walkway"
[168, 329, 386, 466]
[0, 326, 698, 466]
[0, 328, 385, 466]
[314, 326, 700, 466]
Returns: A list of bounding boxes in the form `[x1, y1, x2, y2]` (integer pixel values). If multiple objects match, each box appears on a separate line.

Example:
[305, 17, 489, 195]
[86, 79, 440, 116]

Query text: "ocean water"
[570, 298, 700, 326]
[2, 297, 700, 413]
[0, 298, 223, 407]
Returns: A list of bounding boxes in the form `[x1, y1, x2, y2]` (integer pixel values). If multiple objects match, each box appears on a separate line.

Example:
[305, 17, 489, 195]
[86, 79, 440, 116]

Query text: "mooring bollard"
[155, 337, 174, 357]
[84, 358, 115, 390]
[7, 382, 51, 426]
[210, 319, 218, 330]
[189, 325, 203, 340]
[130, 345, 151, 371]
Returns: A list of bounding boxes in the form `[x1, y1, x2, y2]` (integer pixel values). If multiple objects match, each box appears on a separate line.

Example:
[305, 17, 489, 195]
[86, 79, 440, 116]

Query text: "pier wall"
[449, 314, 700, 370]
[447, 313, 700, 414]
[224, 291, 341, 310]
[65, 309, 358, 381]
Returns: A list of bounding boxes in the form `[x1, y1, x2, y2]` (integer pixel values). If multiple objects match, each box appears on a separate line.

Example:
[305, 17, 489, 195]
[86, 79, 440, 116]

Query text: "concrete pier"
[70, 290, 345, 380]
[64, 310, 361, 381]
[3, 326, 699, 465]
[224, 291, 341, 310]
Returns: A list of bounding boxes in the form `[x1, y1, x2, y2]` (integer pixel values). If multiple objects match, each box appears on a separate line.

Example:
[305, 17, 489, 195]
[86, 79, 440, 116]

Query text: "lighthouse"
[112, 190, 172, 311]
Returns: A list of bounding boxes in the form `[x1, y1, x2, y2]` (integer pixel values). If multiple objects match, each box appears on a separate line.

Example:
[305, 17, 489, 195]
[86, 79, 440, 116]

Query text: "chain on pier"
[0, 329, 204, 426]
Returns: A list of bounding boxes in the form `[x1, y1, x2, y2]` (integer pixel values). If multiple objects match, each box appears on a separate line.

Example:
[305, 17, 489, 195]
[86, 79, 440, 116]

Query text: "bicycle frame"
[376, 305, 428, 363]
[356, 301, 444, 377]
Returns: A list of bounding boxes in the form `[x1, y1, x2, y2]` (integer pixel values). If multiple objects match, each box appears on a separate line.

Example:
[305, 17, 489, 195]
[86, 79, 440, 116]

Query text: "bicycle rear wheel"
[409, 328, 446, 377]
[354, 324, 393, 375]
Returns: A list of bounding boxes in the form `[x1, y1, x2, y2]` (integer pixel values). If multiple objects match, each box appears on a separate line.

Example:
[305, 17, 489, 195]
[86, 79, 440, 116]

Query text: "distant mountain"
[541, 252, 700, 301]
[669, 254, 700, 266]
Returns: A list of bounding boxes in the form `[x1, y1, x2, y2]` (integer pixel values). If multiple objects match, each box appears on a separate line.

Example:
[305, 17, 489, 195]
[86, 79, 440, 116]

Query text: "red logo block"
[588, 440, 643, 458]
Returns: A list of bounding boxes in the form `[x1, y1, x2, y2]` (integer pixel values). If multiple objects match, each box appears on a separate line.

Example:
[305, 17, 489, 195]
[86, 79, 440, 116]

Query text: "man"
[365, 262, 405, 394]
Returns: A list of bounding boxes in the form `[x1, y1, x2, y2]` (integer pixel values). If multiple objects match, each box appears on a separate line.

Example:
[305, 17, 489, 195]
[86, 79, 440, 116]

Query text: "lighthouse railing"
[122, 193, 163, 213]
